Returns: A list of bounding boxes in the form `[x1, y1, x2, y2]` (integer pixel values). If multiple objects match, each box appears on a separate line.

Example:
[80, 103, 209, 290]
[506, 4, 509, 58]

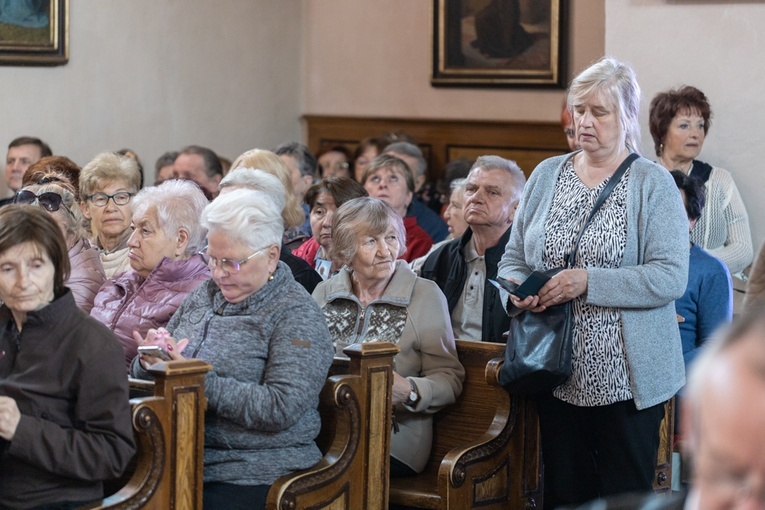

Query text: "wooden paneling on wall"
[303, 116, 570, 182]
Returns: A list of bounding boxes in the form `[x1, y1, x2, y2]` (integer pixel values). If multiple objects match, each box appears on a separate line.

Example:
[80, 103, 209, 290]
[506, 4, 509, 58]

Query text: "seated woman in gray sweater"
[131, 188, 334, 510]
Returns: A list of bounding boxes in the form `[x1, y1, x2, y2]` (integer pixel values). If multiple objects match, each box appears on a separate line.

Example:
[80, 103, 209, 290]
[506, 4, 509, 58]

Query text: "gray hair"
[80, 152, 142, 199]
[218, 167, 287, 218]
[450, 177, 468, 193]
[469, 155, 526, 207]
[329, 197, 407, 266]
[155, 151, 178, 175]
[273, 142, 317, 178]
[383, 141, 427, 178]
[567, 56, 642, 154]
[131, 179, 208, 257]
[23, 180, 87, 243]
[202, 188, 283, 251]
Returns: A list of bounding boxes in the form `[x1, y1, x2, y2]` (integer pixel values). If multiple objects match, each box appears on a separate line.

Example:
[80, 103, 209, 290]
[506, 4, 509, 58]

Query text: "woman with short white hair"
[130, 188, 333, 510]
[91, 179, 210, 367]
[218, 165, 323, 293]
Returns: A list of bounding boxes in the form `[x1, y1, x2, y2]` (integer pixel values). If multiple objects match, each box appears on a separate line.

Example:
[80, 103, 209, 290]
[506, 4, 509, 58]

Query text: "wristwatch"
[405, 379, 420, 407]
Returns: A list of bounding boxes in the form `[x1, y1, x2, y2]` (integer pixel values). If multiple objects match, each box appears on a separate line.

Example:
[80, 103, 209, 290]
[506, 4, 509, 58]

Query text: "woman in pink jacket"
[91, 179, 210, 367]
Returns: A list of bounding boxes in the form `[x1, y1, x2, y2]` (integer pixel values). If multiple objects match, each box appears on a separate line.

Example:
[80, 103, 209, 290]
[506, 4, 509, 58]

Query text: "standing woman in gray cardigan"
[497, 57, 688, 508]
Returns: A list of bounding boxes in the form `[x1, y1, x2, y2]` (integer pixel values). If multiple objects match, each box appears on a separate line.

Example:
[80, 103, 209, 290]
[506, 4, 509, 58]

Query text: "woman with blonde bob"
[498, 57, 688, 507]
[131, 188, 333, 510]
[79, 152, 142, 278]
[219, 166, 322, 293]
[91, 179, 210, 367]
[313, 197, 463, 477]
[17, 160, 105, 312]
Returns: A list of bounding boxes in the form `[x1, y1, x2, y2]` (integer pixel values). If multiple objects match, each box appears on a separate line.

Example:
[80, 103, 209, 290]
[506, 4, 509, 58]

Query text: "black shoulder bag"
[499, 152, 639, 395]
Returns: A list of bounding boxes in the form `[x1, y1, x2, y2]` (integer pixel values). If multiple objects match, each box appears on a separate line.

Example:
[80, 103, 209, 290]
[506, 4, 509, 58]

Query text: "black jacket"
[0, 290, 135, 508]
[420, 226, 512, 343]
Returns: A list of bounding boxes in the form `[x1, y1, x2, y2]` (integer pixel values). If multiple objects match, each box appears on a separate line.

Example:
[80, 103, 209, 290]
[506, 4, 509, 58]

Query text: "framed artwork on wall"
[432, 0, 566, 88]
[0, 0, 68, 66]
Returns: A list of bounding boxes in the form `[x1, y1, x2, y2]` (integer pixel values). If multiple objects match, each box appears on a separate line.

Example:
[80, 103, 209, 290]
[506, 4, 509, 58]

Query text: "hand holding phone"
[137, 345, 172, 361]
[489, 271, 552, 300]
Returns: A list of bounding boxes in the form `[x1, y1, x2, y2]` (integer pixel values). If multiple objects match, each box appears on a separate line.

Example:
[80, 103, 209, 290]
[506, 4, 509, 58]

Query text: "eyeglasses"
[14, 190, 75, 218]
[320, 161, 350, 172]
[198, 246, 268, 274]
[87, 191, 135, 207]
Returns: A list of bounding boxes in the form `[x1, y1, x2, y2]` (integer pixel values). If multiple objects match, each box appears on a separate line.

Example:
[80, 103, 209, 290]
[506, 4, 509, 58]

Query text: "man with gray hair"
[421, 156, 525, 343]
[383, 142, 449, 243]
[1, 136, 52, 207]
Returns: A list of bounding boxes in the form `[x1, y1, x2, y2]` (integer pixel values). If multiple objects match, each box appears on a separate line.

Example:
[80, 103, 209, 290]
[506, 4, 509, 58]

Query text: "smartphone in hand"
[137, 345, 172, 361]
[489, 270, 552, 300]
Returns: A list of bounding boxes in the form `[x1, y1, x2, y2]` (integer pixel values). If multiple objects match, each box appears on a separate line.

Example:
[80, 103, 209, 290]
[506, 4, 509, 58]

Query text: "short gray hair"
[202, 188, 283, 251]
[80, 152, 142, 199]
[567, 56, 642, 153]
[383, 142, 426, 178]
[450, 177, 468, 193]
[329, 197, 407, 267]
[469, 155, 526, 206]
[219, 167, 286, 217]
[131, 179, 208, 257]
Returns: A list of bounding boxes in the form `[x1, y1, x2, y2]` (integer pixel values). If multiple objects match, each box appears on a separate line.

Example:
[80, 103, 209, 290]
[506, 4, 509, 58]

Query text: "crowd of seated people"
[2, 56, 762, 509]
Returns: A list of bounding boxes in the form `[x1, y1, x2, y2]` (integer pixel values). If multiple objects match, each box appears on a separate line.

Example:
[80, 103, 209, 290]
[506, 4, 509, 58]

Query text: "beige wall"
[606, 0, 765, 261]
[0, 0, 303, 197]
[302, 0, 605, 121]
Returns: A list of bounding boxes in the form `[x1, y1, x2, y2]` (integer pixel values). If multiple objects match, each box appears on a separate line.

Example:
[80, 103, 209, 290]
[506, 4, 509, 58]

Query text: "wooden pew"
[653, 398, 675, 494]
[86, 359, 211, 510]
[267, 342, 398, 510]
[389, 340, 543, 510]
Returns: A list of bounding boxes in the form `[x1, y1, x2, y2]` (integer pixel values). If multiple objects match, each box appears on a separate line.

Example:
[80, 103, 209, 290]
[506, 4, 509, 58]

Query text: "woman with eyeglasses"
[90, 179, 210, 368]
[79, 152, 142, 278]
[130, 188, 333, 510]
[16, 158, 105, 313]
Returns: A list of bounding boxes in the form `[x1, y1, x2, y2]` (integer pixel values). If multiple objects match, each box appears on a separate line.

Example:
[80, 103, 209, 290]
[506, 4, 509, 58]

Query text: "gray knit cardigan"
[497, 153, 688, 410]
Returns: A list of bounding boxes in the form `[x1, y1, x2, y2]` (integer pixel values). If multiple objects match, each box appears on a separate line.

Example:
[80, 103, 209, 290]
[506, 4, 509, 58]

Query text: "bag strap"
[565, 152, 639, 267]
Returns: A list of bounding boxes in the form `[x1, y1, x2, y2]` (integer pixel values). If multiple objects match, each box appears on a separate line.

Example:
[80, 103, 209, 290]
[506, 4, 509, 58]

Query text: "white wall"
[0, 0, 303, 196]
[303, 0, 605, 121]
[606, 0, 765, 256]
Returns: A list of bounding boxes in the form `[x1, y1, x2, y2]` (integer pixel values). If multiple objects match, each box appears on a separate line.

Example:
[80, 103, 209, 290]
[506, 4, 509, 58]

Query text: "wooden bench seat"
[389, 340, 543, 510]
[267, 342, 398, 510]
[86, 359, 211, 510]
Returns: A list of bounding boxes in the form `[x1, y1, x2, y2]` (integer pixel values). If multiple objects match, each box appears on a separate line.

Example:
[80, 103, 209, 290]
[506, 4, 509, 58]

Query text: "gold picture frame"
[0, 0, 68, 66]
[432, 0, 566, 88]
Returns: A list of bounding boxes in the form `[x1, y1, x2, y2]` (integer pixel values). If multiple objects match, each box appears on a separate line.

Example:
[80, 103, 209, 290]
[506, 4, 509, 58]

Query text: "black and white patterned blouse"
[543, 160, 633, 406]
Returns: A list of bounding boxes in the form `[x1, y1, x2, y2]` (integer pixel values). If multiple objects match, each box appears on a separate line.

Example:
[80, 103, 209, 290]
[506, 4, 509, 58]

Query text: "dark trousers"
[203, 482, 271, 510]
[537, 394, 665, 509]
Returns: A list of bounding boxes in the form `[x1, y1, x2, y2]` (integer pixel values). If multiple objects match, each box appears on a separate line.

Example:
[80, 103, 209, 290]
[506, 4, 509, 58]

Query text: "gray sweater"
[498, 153, 688, 410]
[132, 260, 334, 485]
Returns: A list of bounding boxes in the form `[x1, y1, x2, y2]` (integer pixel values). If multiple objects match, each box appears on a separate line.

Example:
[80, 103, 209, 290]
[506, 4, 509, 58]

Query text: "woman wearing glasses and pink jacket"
[90, 179, 210, 368]
[130, 188, 333, 510]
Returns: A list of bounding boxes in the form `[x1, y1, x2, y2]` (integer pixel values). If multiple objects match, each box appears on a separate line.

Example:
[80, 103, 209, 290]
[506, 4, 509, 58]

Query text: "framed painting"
[0, 0, 68, 66]
[432, 0, 566, 88]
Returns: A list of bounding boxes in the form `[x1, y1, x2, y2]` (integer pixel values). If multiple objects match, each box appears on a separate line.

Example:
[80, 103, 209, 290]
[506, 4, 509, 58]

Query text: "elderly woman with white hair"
[16, 159, 105, 313]
[497, 57, 688, 506]
[91, 179, 210, 367]
[313, 197, 463, 477]
[130, 188, 333, 510]
[79, 152, 143, 278]
[219, 165, 322, 292]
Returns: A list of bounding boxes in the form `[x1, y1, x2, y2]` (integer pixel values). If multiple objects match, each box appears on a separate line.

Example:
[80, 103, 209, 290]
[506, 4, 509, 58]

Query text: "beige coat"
[313, 261, 464, 472]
